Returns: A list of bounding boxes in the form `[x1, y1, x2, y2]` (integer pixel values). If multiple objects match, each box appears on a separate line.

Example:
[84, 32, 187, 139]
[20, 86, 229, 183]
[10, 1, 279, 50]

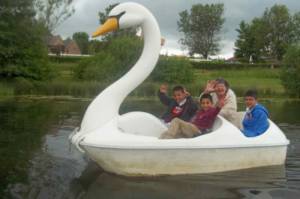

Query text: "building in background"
[47, 35, 81, 56]
[64, 38, 81, 55]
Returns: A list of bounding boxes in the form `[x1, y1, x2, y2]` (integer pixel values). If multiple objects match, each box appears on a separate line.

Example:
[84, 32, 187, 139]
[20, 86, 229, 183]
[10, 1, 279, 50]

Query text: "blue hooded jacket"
[242, 103, 269, 137]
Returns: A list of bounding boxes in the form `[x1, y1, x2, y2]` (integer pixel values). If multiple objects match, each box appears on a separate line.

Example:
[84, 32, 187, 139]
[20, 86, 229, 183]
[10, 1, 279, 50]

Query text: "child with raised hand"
[242, 90, 270, 137]
[158, 84, 198, 123]
[160, 93, 224, 139]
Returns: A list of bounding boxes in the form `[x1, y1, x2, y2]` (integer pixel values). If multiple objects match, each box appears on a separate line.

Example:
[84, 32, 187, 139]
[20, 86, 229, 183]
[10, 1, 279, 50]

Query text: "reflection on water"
[70, 163, 290, 199]
[1, 98, 300, 199]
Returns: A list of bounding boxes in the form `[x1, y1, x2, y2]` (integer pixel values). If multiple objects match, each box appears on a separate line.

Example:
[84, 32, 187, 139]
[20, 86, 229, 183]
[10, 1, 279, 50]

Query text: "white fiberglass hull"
[82, 144, 287, 176]
[73, 115, 289, 176]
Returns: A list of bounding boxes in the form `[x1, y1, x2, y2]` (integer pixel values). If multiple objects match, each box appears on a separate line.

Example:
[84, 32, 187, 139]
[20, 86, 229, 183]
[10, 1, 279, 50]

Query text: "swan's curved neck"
[80, 12, 161, 134]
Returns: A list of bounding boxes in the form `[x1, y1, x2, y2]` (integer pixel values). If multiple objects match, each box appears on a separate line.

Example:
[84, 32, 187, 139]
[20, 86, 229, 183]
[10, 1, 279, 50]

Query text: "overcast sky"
[55, 0, 300, 59]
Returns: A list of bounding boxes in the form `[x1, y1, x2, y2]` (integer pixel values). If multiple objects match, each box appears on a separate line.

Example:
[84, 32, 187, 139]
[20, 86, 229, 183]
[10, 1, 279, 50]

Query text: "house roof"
[64, 39, 81, 54]
[48, 35, 64, 46]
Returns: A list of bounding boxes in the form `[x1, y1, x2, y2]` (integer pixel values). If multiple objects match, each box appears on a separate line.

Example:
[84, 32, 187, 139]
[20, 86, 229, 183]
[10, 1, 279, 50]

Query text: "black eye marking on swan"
[108, 11, 126, 28]
[109, 11, 126, 20]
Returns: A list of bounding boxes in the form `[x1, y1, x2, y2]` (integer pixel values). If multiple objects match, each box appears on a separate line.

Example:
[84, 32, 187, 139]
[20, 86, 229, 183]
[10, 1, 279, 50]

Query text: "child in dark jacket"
[160, 94, 224, 139]
[242, 90, 269, 137]
[158, 84, 198, 123]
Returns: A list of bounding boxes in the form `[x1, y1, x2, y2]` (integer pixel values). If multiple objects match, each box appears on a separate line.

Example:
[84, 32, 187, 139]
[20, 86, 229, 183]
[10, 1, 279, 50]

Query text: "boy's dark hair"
[200, 93, 213, 102]
[245, 89, 258, 99]
[172, 85, 185, 93]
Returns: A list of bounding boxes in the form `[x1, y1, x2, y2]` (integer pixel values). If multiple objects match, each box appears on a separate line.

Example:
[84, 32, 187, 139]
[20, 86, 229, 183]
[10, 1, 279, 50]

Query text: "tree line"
[235, 4, 300, 62]
[73, 3, 300, 62]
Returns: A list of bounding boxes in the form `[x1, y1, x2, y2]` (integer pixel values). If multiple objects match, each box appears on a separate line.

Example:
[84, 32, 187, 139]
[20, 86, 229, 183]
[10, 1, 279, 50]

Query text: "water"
[0, 97, 300, 199]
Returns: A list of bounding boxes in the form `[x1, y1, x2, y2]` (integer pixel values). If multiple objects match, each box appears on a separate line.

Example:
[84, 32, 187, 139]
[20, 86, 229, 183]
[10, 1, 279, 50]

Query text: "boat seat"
[211, 117, 222, 131]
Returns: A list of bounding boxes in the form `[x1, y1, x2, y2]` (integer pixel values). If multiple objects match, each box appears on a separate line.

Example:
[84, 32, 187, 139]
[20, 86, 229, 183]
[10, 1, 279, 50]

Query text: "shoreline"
[1, 95, 299, 102]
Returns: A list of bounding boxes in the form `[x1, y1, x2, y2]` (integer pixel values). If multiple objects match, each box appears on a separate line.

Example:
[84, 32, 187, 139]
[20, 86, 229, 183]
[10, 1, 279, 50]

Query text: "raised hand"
[204, 80, 217, 93]
[159, 84, 168, 94]
[183, 87, 190, 96]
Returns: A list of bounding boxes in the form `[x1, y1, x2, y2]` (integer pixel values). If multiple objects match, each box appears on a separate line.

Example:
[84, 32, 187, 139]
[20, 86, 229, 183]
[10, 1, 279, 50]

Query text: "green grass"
[49, 61, 75, 81]
[192, 68, 284, 97]
[0, 82, 14, 96]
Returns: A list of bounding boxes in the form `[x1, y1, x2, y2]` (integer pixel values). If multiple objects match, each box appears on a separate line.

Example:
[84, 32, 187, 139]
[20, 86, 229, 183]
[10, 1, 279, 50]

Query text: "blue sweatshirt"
[242, 103, 269, 137]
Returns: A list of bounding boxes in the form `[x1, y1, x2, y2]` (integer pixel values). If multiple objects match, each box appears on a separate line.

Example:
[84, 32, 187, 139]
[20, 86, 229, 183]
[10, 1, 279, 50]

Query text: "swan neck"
[80, 10, 160, 134]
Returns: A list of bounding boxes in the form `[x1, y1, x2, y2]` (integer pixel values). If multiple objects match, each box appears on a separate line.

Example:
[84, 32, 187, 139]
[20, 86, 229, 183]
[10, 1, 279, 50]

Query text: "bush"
[191, 61, 281, 70]
[280, 45, 300, 97]
[74, 52, 120, 82]
[13, 77, 34, 94]
[151, 56, 195, 83]
[73, 36, 142, 83]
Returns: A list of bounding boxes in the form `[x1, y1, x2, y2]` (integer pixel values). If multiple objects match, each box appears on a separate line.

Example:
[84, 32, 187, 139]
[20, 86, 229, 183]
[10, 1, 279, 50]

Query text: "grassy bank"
[0, 82, 14, 96]
[192, 68, 283, 97]
[0, 60, 285, 98]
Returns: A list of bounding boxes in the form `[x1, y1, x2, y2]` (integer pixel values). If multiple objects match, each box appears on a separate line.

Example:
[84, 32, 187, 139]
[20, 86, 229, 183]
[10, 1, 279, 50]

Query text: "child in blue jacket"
[242, 90, 269, 137]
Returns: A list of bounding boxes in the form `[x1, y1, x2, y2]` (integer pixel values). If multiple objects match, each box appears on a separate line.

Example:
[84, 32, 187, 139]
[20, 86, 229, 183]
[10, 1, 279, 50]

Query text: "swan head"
[92, 3, 146, 37]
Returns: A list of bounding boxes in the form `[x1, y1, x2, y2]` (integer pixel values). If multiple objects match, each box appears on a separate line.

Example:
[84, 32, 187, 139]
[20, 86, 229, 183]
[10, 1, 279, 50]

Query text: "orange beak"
[92, 17, 118, 38]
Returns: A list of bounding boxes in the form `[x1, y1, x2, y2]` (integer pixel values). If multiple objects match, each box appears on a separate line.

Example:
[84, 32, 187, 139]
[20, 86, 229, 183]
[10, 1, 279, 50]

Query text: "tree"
[234, 19, 268, 62]
[177, 3, 225, 59]
[0, 0, 52, 80]
[234, 21, 255, 62]
[235, 4, 298, 62]
[72, 32, 89, 54]
[291, 12, 300, 43]
[34, 0, 75, 33]
[262, 5, 294, 60]
[280, 45, 300, 97]
[88, 40, 103, 55]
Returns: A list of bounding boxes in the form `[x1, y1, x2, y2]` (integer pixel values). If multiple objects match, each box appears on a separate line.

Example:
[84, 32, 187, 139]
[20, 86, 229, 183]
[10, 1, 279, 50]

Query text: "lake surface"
[0, 97, 300, 199]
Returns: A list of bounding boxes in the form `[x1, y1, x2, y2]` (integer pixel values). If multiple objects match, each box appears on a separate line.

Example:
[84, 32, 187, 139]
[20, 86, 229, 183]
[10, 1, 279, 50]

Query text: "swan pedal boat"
[69, 2, 289, 176]
[71, 113, 289, 176]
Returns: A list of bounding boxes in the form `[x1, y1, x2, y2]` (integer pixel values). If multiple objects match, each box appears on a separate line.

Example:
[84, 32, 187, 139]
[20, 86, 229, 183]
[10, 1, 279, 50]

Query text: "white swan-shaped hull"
[70, 2, 289, 176]
[72, 115, 289, 176]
